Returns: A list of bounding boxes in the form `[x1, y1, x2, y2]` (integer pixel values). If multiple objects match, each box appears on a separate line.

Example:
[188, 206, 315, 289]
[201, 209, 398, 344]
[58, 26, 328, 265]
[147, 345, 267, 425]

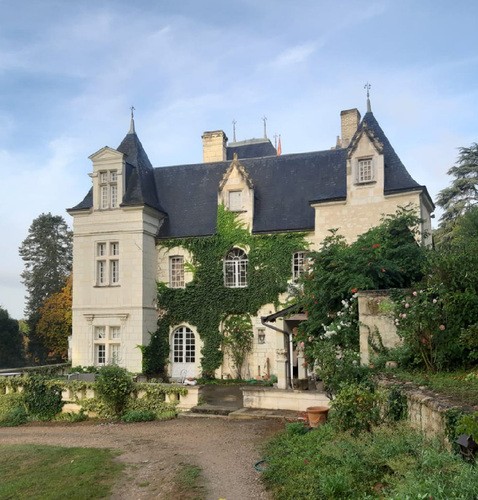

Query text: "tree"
[36, 275, 72, 361]
[222, 314, 254, 379]
[436, 143, 478, 240]
[0, 307, 25, 368]
[19, 213, 72, 363]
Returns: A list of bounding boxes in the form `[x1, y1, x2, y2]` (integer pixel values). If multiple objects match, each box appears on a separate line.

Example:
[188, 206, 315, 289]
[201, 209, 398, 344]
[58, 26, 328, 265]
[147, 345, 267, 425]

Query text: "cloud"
[269, 42, 317, 69]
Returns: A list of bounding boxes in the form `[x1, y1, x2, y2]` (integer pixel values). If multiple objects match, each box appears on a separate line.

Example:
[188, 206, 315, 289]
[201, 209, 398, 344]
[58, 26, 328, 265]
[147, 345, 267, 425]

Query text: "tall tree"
[19, 213, 72, 363]
[0, 307, 25, 368]
[436, 143, 478, 240]
[36, 275, 72, 361]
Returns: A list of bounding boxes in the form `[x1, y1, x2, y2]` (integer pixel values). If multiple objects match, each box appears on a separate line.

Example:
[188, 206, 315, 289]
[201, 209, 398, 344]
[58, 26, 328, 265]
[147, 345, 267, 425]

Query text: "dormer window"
[357, 158, 374, 184]
[99, 170, 119, 209]
[228, 190, 243, 211]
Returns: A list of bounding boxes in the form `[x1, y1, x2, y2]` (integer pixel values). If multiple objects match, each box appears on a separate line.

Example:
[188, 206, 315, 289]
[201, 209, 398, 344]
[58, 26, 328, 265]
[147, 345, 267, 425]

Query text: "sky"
[1, 0, 478, 320]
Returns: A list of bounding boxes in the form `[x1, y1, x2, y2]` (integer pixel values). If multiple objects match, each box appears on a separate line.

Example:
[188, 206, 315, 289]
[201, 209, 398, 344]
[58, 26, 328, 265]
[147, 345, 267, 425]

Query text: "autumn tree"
[19, 213, 72, 363]
[36, 275, 72, 361]
[0, 307, 25, 368]
[436, 143, 478, 241]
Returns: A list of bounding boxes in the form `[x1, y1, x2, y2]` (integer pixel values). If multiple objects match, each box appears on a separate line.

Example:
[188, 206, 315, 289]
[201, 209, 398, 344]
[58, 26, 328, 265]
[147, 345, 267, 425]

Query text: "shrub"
[23, 375, 63, 420]
[0, 394, 27, 427]
[263, 423, 478, 499]
[330, 383, 381, 435]
[121, 409, 156, 423]
[95, 365, 134, 416]
[385, 386, 408, 422]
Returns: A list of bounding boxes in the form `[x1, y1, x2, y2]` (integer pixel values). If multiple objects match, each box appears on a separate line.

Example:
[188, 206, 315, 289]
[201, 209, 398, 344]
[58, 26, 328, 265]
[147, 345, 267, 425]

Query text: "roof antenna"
[262, 115, 267, 139]
[364, 83, 372, 113]
[129, 106, 136, 134]
[232, 119, 237, 142]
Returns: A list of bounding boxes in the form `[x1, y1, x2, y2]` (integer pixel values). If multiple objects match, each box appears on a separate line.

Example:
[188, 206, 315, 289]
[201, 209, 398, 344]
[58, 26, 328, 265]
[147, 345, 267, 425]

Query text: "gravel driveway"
[0, 416, 283, 500]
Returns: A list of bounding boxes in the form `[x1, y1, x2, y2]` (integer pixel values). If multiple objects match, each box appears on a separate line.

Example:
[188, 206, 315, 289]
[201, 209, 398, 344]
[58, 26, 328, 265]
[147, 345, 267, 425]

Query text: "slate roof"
[226, 138, 277, 160]
[69, 111, 431, 237]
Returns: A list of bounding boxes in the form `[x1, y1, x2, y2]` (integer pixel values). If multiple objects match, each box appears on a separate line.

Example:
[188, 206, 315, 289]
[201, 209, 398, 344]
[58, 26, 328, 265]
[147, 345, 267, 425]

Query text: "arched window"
[224, 248, 248, 288]
[172, 326, 195, 363]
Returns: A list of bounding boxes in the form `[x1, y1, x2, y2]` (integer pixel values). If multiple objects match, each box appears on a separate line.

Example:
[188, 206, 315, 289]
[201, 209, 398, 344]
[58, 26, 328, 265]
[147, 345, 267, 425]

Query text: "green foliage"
[330, 383, 382, 435]
[436, 142, 478, 240]
[285, 421, 310, 436]
[0, 307, 24, 368]
[95, 365, 134, 416]
[384, 386, 408, 422]
[121, 409, 156, 422]
[23, 375, 63, 420]
[222, 314, 253, 379]
[263, 423, 478, 499]
[457, 412, 478, 440]
[143, 205, 307, 377]
[299, 206, 426, 344]
[19, 212, 72, 363]
[0, 393, 27, 427]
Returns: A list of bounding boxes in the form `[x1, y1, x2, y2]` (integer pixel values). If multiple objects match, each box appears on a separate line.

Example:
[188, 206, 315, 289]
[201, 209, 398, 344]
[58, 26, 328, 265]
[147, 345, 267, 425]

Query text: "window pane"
[170, 256, 185, 288]
[224, 248, 248, 288]
[110, 242, 119, 256]
[97, 261, 106, 285]
[97, 243, 106, 256]
[110, 326, 121, 339]
[111, 260, 119, 284]
[110, 171, 117, 182]
[95, 326, 106, 339]
[110, 184, 118, 208]
[99, 172, 108, 183]
[358, 159, 373, 182]
[293, 251, 306, 280]
[96, 344, 106, 365]
[110, 344, 120, 364]
[100, 185, 109, 209]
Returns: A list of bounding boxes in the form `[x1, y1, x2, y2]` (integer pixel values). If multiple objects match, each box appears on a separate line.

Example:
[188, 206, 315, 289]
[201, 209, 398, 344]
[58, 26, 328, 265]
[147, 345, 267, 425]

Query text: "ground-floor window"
[93, 325, 121, 365]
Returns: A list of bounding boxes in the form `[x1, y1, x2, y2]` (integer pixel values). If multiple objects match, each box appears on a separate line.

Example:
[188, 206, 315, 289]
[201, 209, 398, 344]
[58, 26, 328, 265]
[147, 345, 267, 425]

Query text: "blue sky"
[1, 0, 478, 319]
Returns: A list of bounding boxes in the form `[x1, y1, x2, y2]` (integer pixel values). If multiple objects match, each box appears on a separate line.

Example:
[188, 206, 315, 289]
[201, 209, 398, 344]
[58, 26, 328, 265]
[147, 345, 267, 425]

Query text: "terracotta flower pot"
[306, 406, 329, 428]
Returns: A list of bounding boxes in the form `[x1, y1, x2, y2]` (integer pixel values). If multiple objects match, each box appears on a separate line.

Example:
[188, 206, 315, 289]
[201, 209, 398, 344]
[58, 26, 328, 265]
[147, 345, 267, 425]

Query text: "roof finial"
[129, 106, 136, 134]
[232, 119, 237, 142]
[262, 115, 267, 139]
[364, 82, 372, 113]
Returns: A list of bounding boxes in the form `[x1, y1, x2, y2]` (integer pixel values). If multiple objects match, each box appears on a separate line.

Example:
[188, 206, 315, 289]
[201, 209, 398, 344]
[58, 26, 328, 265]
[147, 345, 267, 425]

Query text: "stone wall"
[358, 290, 401, 366]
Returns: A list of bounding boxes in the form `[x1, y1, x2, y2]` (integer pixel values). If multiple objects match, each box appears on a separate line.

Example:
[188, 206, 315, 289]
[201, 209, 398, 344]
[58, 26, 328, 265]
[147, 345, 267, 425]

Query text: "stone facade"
[68, 105, 434, 378]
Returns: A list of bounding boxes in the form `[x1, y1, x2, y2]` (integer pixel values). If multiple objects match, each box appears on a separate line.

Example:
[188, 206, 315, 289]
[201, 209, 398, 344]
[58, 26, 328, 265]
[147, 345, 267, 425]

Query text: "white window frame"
[99, 170, 119, 209]
[169, 256, 185, 288]
[292, 251, 307, 281]
[93, 326, 121, 366]
[356, 158, 374, 184]
[172, 326, 196, 363]
[95, 241, 120, 286]
[228, 190, 243, 212]
[224, 248, 248, 288]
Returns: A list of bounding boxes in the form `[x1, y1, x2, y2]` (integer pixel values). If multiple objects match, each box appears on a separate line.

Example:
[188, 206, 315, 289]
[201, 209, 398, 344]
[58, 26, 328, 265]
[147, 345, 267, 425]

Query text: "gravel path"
[0, 416, 283, 500]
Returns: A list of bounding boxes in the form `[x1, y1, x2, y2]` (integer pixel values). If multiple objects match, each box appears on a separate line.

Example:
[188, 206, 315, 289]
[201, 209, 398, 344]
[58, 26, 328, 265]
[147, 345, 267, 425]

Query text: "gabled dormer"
[346, 116, 385, 198]
[218, 153, 254, 228]
[89, 147, 126, 211]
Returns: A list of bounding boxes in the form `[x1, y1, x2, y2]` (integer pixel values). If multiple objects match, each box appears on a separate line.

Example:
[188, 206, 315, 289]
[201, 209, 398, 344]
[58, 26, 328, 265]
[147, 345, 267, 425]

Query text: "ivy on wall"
[142, 205, 307, 377]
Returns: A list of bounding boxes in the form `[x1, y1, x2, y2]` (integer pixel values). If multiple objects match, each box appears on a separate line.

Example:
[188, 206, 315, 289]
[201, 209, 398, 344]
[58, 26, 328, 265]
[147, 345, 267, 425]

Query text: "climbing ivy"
[142, 205, 307, 377]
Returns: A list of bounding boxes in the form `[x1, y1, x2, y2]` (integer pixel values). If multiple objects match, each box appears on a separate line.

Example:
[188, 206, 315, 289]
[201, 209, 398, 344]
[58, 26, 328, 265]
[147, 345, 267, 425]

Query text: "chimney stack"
[340, 108, 361, 148]
[202, 130, 228, 163]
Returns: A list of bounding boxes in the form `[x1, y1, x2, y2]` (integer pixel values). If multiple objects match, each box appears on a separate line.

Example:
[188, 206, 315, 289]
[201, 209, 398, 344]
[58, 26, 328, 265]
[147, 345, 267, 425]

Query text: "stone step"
[189, 404, 241, 416]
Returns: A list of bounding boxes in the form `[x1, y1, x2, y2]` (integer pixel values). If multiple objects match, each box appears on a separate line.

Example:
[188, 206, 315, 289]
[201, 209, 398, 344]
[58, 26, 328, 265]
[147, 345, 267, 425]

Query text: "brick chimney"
[340, 108, 361, 148]
[202, 130, 228, 163]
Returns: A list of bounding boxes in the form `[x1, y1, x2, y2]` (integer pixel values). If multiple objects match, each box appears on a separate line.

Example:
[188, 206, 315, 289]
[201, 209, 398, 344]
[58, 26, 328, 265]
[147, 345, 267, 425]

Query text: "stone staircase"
[189, 384, 243, 416]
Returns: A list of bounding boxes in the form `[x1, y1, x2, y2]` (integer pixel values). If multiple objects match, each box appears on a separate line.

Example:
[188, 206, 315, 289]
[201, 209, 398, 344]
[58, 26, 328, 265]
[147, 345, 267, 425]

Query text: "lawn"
[0, 444, 123, 499]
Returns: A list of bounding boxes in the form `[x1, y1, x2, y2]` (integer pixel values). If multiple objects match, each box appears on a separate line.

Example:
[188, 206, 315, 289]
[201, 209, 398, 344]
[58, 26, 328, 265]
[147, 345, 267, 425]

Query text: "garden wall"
[379, 377, 477, 445]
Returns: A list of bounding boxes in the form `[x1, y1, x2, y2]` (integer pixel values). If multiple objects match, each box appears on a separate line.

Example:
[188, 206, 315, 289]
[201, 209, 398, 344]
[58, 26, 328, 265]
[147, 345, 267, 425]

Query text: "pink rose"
[439, 325, 445, 331]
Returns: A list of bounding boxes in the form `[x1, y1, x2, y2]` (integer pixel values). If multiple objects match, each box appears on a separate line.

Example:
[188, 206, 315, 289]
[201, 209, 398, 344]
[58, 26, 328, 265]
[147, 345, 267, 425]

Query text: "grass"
[171, 463, 206, 499]
[387, 369, 478, 406]
[0, 444, 123, 499]
[262, 422, 478, 499]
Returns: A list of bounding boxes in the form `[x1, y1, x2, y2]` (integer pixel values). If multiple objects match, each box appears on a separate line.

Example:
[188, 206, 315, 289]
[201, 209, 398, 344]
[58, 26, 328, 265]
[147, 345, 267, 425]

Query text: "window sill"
[94, 284, 121, 288]
[354, 180, 376, 186]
